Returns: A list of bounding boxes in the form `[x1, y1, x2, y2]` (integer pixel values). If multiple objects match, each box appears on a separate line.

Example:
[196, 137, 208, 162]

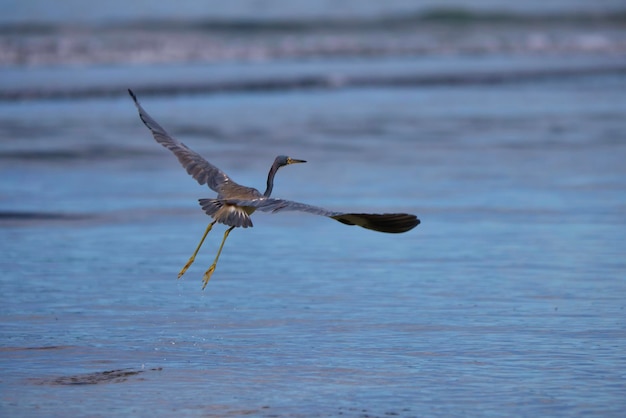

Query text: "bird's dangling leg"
[202, 226, 235, 289]
[178, 220, 216, 279]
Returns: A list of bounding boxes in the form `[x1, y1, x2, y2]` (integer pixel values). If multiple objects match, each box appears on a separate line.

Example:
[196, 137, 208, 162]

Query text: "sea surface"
[1, 1, 625, 417]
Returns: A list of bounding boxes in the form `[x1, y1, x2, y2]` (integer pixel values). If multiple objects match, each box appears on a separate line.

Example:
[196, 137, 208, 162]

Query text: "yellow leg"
[178, 220, 216, 279]
[202, 226, 235, 289]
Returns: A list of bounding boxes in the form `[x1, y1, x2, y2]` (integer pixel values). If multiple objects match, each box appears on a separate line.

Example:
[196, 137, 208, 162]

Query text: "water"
[1, 1, 626, 417]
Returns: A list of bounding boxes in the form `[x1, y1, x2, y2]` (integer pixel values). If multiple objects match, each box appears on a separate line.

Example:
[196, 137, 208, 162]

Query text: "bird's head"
[275, 155, 307, 169]
[264, 155, 306, 197]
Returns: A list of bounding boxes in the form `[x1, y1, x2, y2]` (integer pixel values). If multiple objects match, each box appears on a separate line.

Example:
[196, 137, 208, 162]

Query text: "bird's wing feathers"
[129, 89, 231, 193]
[228, 198, 342, 217]
[228, 198, 420, 233]
[130, 90, 420, 234]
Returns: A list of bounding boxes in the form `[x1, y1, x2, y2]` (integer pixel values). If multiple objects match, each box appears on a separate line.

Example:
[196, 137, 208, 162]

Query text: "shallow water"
[2, 1, 626, 417]
[2, 76, 625, 417]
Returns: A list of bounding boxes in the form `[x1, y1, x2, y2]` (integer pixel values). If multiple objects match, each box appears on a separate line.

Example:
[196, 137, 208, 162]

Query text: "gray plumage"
[129, 88, 420, 234]
[203, 198, 419, 233]
[129, 89, 232, 193]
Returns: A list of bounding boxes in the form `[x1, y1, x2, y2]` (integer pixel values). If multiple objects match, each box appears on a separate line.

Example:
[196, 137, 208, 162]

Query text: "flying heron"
[129, 89, 420, 288]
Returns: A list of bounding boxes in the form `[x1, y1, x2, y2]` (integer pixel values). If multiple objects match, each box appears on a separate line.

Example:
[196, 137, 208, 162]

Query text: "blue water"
[1, 1, 626, 417]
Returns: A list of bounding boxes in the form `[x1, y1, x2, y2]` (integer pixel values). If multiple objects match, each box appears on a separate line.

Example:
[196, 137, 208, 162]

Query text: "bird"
[129, 89, 420, 289]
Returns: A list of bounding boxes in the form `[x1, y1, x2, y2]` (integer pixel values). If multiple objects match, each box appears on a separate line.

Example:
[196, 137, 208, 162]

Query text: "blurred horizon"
[2, 0, 625, 25]
[2, 0, 625, 100]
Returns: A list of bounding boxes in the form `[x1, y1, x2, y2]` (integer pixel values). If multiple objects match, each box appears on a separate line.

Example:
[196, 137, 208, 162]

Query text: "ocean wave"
[2, 8, 626, 34]
[1, 8, 625, 68]
[0, 146, 152, 160]
[0, 211, 91, 222]
[2, 64, 625, 101]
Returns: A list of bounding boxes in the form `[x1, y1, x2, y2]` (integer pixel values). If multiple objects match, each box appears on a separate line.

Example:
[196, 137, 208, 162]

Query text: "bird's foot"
[177, 257, 195, 279]
[202, 265, 216, 289]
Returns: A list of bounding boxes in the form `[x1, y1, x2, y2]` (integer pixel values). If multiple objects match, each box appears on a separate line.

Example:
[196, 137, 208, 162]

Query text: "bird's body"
[204, 183, 262, 228]
[129, 89, 420, 288]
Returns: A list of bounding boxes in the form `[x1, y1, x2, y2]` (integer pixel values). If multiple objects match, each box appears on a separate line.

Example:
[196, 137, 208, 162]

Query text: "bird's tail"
[198, 199, 254, 228]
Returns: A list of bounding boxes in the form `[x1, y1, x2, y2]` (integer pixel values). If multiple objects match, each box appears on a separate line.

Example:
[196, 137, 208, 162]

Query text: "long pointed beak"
[288, 158, 307, 164]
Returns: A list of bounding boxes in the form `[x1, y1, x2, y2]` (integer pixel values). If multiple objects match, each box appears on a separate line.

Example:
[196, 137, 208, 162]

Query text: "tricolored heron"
[129, 89, 419, 288]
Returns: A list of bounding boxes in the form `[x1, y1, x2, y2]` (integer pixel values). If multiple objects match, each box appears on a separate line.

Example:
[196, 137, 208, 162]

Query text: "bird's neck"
[263, 162, 280, 197]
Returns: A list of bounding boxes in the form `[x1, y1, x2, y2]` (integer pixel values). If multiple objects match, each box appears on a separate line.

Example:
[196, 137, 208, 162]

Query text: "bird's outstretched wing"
[222, 198, 420, 233]
[129, 89, 231, 194]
